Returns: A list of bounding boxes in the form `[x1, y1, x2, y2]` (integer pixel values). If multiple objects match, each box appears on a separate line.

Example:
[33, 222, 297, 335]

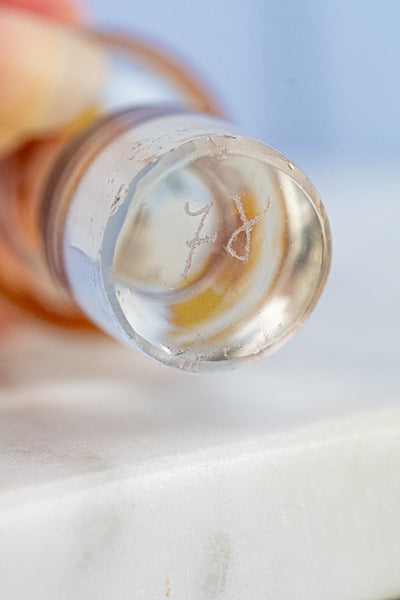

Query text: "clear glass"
[1, 31, 331, 371]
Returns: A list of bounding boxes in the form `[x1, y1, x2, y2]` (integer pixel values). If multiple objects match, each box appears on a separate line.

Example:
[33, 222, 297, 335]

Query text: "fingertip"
[0, 8, 106, 155]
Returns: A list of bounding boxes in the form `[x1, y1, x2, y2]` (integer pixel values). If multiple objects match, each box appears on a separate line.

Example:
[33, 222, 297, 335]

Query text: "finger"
[0, 7, 105, 156]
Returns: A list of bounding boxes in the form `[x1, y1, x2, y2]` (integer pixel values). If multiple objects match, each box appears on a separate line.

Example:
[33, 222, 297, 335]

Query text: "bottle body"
[0, 31, 331, 371]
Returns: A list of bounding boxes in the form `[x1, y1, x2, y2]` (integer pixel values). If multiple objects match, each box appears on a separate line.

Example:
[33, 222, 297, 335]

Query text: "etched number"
[181, 201, 217, 278]
[226, 194, 271, 262]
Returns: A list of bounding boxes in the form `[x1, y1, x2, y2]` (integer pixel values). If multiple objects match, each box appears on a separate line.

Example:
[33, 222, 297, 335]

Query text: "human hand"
[0, 0, 105, 329]
[0, 0, 105, 156]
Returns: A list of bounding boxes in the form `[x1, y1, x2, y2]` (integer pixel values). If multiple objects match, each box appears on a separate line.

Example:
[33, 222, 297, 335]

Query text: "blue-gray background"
[91, 0, 399, 163]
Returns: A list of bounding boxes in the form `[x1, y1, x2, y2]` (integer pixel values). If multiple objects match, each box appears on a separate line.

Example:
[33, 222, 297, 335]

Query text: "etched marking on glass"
[181, 201, 217, 278]
[110, 183, 129, 216]
[226, 194, 272, 262]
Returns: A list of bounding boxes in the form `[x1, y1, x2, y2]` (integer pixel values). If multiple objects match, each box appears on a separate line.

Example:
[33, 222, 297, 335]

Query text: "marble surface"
[0, 161, 399, 599]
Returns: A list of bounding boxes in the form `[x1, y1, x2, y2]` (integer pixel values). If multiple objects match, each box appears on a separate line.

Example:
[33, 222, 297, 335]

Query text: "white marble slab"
[0, 160, 399, 599]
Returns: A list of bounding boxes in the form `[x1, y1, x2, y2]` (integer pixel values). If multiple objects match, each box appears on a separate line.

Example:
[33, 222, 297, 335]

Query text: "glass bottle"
[0, 30, 331, 372]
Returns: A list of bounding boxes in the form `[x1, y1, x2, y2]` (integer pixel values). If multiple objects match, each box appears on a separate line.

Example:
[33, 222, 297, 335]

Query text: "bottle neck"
[40, 106, 330, 371]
